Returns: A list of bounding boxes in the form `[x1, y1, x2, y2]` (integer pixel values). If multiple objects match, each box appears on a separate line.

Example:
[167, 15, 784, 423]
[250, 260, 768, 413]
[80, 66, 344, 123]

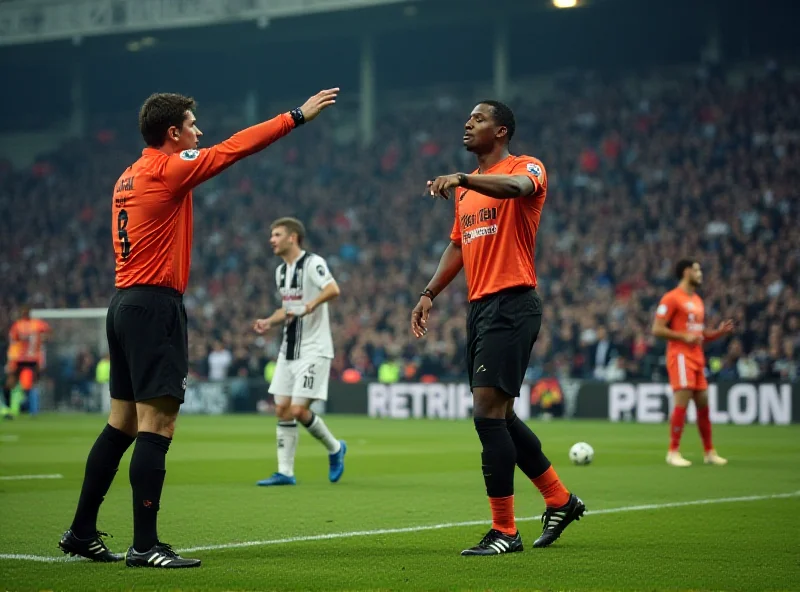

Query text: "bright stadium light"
[553, 0, 578, 7]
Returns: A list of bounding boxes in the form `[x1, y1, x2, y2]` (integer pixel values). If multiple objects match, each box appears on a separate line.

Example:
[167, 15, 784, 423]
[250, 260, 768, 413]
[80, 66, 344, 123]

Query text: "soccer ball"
[569, 442, 594, 466]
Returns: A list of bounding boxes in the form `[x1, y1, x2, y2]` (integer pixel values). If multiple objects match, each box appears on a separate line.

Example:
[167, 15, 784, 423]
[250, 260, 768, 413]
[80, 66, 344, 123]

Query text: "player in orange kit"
[412, 101, 583, 556]
[4, 306, 51, 416]
[652, 260, 734, 467]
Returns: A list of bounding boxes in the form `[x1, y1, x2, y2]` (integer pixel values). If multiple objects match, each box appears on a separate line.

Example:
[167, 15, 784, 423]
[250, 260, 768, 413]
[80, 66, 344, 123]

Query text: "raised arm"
[164, 88, 339, 195]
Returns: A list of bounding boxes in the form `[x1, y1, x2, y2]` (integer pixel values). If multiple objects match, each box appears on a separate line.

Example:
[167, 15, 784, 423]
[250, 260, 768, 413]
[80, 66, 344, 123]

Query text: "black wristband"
[457, 173, 467, 186]
[289, 108, 305, 126]
[420, 289, 435, 301]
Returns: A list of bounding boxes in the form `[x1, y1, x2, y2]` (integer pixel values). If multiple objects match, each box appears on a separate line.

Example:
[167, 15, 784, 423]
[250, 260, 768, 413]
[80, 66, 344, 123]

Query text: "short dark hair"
[479, 99, 516, 143]
[271, 217, 305, 247]
[139, 93, 196, 147]
[675, 259, 696, 281]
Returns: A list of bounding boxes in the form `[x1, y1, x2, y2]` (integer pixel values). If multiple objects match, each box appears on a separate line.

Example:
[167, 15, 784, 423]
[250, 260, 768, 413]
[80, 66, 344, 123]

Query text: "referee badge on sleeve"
[179, 149, 200, 161]
[526, 162, 543, 182]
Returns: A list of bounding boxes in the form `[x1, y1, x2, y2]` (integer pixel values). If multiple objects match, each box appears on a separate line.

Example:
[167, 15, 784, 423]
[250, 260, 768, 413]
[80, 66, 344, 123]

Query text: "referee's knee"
[136, 396, 180, 438]
[472, 386, 510, 418]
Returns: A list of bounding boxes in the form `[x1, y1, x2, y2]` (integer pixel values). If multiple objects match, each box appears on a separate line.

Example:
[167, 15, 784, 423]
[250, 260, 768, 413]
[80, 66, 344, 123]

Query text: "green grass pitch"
[1, 414, 799, 591]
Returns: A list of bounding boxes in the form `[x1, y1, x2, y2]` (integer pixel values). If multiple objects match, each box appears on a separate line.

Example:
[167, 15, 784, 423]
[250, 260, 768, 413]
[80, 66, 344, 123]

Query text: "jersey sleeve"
[450, 193, 463, 245]
[162, 113, 295, 195]
[308, 255, 335, 290]
[511, 156, 547, 196]
[655, 293, 677, 325]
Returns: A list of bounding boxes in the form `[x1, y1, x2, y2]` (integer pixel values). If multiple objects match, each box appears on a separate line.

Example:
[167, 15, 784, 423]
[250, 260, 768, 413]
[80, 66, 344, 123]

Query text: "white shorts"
[268, 356, 331, 402]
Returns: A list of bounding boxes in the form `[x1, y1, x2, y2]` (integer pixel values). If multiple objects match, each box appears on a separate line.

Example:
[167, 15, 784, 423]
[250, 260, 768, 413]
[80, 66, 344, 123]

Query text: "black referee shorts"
[466, 286, 543, 397]
[106, 286, 188, 404]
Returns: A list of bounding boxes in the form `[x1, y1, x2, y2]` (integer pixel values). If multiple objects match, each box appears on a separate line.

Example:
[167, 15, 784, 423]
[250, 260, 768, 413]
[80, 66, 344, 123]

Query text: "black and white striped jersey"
[275, 250, 335, 360]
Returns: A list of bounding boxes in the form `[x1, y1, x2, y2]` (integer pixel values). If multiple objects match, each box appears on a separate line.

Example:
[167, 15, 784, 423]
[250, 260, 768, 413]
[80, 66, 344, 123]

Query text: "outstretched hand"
[717, 319, 735, 336]
[299, 88, 339, 123]
[426, 174, 463, 200]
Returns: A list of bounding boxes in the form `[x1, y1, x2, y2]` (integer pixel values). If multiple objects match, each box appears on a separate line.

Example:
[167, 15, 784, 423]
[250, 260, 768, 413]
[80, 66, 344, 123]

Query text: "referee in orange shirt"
[59, 87, 338, 568]
[412, 100, 585, 556]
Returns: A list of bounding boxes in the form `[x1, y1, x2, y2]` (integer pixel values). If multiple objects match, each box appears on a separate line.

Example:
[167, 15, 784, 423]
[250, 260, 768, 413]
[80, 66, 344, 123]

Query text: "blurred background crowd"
[1, 0, 798, 411]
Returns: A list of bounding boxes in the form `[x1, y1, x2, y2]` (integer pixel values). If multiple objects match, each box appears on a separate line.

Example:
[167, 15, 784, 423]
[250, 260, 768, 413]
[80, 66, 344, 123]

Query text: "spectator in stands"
[207, 341, 232, 382]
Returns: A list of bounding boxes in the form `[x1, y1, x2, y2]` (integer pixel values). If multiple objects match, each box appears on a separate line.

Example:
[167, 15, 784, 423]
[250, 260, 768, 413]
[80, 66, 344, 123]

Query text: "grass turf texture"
[1, 414, 799, 592]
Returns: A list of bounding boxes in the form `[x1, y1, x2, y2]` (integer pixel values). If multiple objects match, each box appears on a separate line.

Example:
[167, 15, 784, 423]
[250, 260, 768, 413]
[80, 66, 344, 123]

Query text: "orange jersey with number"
[8, 318, 51, 365]
[450, 155, 547, 302]
[655, 288, 706, 364]
[112, 114, 296, 293]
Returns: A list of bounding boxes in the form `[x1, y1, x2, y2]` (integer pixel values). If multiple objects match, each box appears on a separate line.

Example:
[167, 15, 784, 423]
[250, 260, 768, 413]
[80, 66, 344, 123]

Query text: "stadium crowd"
[1, 60, 798, 392]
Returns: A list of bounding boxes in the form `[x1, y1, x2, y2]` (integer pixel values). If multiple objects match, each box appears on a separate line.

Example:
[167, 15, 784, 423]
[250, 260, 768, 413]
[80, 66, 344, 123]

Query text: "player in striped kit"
[253, 217, 346, 486]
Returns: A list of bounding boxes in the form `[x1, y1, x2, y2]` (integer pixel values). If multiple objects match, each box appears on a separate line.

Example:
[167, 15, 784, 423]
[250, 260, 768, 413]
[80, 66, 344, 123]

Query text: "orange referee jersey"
[113, 113, 296, 293]
[450, 155, 547, 302]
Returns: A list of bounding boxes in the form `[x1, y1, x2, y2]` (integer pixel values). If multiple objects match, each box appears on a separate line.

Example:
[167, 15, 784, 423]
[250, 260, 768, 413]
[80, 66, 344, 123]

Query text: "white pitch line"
[0, 474, 63, 481]
[181, 490, 800, 553]
[0, 554, 79, 563]
[1, 490, 798, 563]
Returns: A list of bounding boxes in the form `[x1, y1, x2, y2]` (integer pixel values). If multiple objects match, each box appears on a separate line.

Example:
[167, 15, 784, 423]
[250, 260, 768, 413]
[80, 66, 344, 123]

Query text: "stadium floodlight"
[553, 0, 578, 8]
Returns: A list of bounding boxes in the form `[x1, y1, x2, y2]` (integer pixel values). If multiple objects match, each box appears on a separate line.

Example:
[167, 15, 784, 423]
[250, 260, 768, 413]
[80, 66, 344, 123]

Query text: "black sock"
[473, 417, 516, 498]
[129, 431, 171, 552]
[507, 414, 552, 479]
[71, 424, 135, 538]
[3, 387, 10, 407]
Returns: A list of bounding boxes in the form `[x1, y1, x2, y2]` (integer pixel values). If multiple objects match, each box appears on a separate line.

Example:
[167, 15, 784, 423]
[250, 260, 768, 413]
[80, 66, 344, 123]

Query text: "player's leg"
[258, 357, 298, 486]
[694, 386, 727, 465]
[23, 364, 40, 415]
[666, 353, 693, 467]
[120, 289, 199, 568]
[461, 385, 522, 556]
[7, 367, 24, 417]
[256, 394, 298, 485]
[461, 291, 528, 556]
[16, 363, 39, 415]
[125, 395, 201, 567]
[289, 358, 345, 483]
[130, 396, 179, 552]
[1, 371, 13, 418]
[501, 289, 583, 548]
[666, 389, 693, 466]
[59, 297, 137, 562]
[505, 399, 583, 548]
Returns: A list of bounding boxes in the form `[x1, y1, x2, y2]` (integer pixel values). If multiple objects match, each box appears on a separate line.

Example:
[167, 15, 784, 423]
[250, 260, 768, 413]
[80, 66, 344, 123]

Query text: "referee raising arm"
[59, 88, 338, 568]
